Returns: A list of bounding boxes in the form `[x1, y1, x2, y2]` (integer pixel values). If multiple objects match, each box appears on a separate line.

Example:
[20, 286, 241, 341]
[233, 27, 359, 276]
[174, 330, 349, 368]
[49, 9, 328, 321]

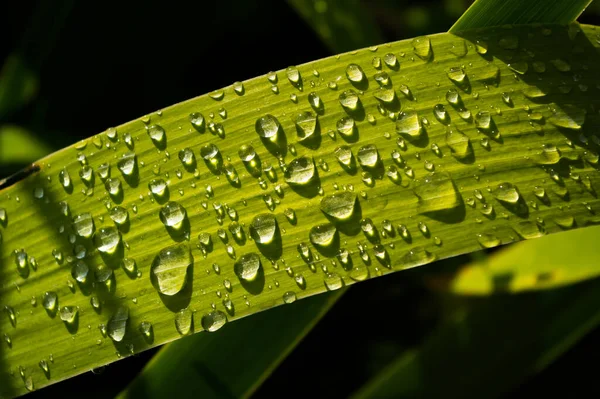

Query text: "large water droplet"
[250, 214, 278, 245]
[285, 156, 317, 186]
[445, 127, 472, 160]
[93, 227, 121, 255]
[234, 253, 262, 281]
[117, 152, 137, 177]
[73, 213, 94, 238]
[357, 145, 380, 168]
[160, 202, 187, 229]
[255, 115, 281, 138]
[412, 36, 432, 60]
[189, 112, 205, 132]
[320, 192, 357, 222]
[493, 182, 520, 204]
[548, 104, 586, 130]
[396, 111, 422, 139]
[345, 63, 365, 83]
[150, 244, 193, 296]
[413, 173, 462, 215]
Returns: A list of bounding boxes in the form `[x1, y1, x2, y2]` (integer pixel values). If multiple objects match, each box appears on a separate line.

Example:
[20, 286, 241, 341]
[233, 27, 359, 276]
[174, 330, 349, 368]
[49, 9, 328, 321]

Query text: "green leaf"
[0, 125, 51, 164]
[118, 289, 343, 399]
[352, 277, 600, 399]
[450, 0, 594, 32]
[427, 225, 600, 294]
[1, 23, 600, 397]
[287, 0, 384, 52]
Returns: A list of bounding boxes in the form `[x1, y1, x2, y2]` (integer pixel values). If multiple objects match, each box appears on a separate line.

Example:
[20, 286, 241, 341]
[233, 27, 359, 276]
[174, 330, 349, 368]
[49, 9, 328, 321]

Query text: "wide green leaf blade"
[352, 276, 600, 399]
[118, 290, 343, 399]
[2, 24, 600, 397]
[450, 0, 594, 32]
[0, 125, 51, 165]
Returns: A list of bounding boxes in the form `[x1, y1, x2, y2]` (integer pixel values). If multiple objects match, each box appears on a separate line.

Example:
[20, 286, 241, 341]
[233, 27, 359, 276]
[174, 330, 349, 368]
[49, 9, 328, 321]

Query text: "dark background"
[2, 1, 600, 397]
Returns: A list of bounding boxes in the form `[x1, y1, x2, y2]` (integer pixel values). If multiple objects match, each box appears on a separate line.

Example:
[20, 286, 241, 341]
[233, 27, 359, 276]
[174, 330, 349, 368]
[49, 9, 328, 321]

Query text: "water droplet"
[234, 253, 262, 281]
[160, 201, 187, 229]
[447, 67, 466, 83]
[283, 291, 297, 304]
[413, 173, 462, 214]
[383, 53, 398, 69]
[147, 124, 166, 148]
[250, 214, 278, 245]
[412, 36, 432, 60]
[345, 63, 365, 83]
[396, 111, 422, 139]
[374, 87, 396, 104]
[477, 232, 501, 248]
[357, 144, 380, 168]
[59, 169, 71, 189]
[548, 104, 586, 130]
[324, 272, 343, 290]
[59, 306, 78, 324]
[320, 192, 357, 222]
[104, 178, 122, 197]
[93, 227, 121, 255]
[72, 213, 94, 238]
[150, 244, 193, 296]
[309, 224, 337, 248]
[399, 247, 437, 269]
[433, 104, 448, 123]
[110, 206, 129, 226]
[336, 116, 356, 137]
[201, 310, 227, 332]
[339, 90, 360, 112]
[255, 114, 281, 138]
[475, 111, 491, 130]
[189, 112, 205, 132]
[107, 306, 129, 342]
[175, 308, 193, 335]
[295, 111, 318, 142]
[445, 127, 472, 160]
[550, 59, 571, 72]
[285, 156, 317, 186]
[286, 66, 301, 86]
[43, 291, 58, 313]
[308, 92, 322, 111]
[117, 152, 137, 177]
[493, 182, 520, 204]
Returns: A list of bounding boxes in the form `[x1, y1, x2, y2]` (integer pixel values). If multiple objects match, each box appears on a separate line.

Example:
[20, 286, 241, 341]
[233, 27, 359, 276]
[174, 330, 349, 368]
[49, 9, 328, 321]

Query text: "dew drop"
[150, 244, 193, 296]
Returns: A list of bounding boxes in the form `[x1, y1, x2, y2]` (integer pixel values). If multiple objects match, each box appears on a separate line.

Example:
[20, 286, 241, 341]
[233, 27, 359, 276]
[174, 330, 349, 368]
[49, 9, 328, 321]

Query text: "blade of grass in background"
[287, 0, 384, 52]
[2, 23, 600, 397]
[352, 276, 600, 399]
[427, 225, 600, 294]
[0, 125, 51, 165]
[450, 0, 594, 32]
[119, 290, 344, 399]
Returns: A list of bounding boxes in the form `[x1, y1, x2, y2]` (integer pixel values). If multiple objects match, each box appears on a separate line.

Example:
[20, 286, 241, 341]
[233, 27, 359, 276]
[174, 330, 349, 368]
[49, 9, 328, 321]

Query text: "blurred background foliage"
[3, 0, 600, 397]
